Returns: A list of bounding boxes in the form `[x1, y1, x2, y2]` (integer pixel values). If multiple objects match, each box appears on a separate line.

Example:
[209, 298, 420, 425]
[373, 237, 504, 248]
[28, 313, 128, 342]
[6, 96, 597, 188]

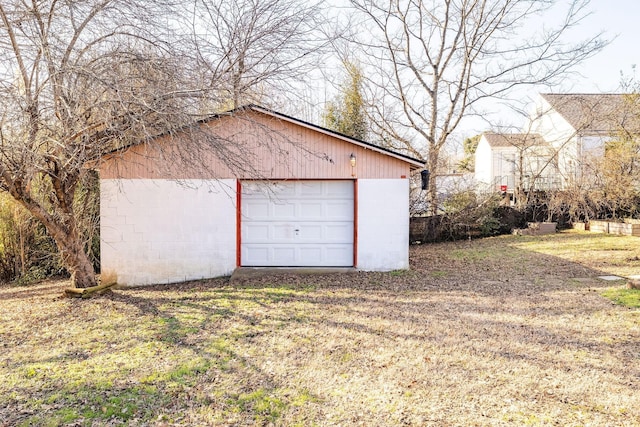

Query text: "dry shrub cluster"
[0, 194, 64, 283]
[410, 193, 524, 243]
[0, 173, 100, 285]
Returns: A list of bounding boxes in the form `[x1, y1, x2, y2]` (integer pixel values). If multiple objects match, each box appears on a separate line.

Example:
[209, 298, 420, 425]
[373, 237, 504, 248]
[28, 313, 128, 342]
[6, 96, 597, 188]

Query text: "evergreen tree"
[458, 135, 481, 172]
[323, 62, 368, 141]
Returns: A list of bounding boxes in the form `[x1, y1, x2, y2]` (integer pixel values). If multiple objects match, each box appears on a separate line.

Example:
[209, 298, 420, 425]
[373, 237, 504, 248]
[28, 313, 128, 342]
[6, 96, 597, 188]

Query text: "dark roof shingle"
[540, 93, 640, 135]
[483, 132, 547, 148]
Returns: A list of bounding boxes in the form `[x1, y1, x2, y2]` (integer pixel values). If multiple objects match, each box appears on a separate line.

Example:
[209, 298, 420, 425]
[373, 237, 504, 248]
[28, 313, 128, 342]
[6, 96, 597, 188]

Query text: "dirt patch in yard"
[0, 231, 638, 426]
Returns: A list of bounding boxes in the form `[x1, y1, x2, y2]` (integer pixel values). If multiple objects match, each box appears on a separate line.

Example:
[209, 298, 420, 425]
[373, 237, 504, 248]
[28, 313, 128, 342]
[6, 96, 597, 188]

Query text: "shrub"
[0, 194, 65, 283]
[410, 192, 509, 243]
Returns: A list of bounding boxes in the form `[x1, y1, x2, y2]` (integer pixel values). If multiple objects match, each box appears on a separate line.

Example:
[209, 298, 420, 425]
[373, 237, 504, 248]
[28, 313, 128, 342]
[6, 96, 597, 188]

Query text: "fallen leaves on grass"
[0, 231, 639, 426]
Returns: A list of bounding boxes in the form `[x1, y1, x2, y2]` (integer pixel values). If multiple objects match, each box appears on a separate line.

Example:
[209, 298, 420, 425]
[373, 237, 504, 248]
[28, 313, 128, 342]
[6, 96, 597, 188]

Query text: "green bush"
[479, 214, 501, 236]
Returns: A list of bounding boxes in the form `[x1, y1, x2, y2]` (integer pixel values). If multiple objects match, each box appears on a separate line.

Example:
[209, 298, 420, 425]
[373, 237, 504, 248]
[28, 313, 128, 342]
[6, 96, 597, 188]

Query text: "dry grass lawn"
[1, 230, 639, 426]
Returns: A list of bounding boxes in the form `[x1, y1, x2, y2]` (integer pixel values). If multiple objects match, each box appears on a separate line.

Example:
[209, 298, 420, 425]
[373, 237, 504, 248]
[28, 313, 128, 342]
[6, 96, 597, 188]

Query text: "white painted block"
[100, 179, 237, 286]
[357, 179, 410, 271]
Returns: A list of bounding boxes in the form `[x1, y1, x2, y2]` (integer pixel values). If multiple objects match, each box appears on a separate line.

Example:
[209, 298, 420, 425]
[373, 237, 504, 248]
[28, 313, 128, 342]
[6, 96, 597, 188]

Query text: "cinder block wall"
[357, 179, 409, 270]
[100, 179, 237, 286]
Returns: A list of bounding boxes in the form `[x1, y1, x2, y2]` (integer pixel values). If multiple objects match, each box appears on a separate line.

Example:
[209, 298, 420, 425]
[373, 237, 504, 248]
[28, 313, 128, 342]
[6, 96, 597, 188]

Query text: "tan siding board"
[100, 111, 411, 180]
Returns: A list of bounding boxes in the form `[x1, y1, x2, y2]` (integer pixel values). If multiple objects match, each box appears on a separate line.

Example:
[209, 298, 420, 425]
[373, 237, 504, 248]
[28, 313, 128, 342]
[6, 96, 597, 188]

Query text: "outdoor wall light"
[350, 153, 356, 167]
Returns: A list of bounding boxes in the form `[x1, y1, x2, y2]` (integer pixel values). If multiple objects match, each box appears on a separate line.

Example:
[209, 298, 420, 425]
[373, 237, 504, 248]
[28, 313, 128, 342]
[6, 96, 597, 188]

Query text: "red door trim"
[353, 179, 358, 268]
[236, 179, 242, 267]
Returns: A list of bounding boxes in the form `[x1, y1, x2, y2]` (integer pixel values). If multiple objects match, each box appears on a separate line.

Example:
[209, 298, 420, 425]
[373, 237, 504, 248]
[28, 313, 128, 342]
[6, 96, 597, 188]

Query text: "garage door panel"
[243, 246, 269, 265]
[243, 182, 295, 199]
[299, 202, 324, 218]
[326, 246, 353, 263]
[273, 225, 294, 240]
[274, 183, 297, 196]
[244, 224, 270, 240]
[325, 224, 353, 240]
[242, 245, 353, 267]
[299, 182, 324, 196]
[273, 203, 296, 218]
[241, 181, 354, 267]
[299, 247, 322, 261]
[272, 247, 296, 263]
[325, 201, 353, 219]
[325, 181, 354, 197]
[300, 224, 322, 239]
[244, 200, 270, 218]
[243, 222, 353, 243]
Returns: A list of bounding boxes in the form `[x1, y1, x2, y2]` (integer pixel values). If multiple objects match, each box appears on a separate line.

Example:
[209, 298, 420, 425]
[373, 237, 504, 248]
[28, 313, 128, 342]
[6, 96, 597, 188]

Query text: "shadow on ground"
[1, 232, 638, 425]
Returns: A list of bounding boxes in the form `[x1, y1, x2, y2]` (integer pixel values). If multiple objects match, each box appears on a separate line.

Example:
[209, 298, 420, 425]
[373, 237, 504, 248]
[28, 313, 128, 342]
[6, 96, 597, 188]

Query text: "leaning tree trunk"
[16, 197, 97, 289]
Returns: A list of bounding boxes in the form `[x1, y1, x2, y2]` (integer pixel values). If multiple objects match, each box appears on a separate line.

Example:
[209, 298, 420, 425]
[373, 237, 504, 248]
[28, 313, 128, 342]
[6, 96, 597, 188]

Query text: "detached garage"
[99, 105, 424, 286]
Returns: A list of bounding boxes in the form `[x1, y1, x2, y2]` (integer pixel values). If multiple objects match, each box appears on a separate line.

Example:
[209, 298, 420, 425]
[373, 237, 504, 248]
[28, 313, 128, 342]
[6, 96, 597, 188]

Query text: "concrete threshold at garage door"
[230, 267, 356, 282]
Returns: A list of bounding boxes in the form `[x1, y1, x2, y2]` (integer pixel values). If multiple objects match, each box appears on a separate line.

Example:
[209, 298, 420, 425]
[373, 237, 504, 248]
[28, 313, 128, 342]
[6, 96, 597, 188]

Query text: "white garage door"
[241, 181, 354, 267]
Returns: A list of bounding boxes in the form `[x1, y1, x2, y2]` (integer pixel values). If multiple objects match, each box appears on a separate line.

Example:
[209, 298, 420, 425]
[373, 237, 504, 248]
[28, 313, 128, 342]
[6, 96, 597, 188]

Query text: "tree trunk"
[69, 250, 98, 289]
[21, 201, 97, 289]
[55, 231, 97, 289]
[427, 147, 439, 216]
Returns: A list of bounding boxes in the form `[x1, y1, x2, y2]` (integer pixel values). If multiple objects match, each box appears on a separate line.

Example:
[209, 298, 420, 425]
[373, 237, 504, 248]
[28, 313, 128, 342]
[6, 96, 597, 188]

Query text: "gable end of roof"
[238, 105, 425, 168]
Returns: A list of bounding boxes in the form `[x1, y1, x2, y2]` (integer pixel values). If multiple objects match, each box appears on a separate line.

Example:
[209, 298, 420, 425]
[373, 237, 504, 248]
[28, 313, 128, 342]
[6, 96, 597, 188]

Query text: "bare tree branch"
[0, 0, 326, 288]
[347, 0, 606, 213]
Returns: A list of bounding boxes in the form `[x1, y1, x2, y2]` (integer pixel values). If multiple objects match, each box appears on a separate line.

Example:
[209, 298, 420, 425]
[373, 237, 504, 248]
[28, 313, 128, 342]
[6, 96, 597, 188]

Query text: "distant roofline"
[538, 93, 640, 135]
[481, 131, 547, 148]
[540, 92, 633, 97]
[541, 92, 628, 94]
[482, 131, 543, 136]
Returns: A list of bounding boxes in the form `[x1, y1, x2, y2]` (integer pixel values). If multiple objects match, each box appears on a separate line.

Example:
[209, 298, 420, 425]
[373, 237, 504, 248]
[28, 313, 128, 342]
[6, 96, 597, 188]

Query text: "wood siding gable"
[100, 107, 423, 180]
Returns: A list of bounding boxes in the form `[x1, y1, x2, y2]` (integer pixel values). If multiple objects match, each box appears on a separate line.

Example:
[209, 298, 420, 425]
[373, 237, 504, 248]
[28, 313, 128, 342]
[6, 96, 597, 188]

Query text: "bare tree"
[0, 0, 336, 289]
[0, 1, 215, 288]
[188, 0, 329, 109]
[548, 93, 640, 221]
[347, 0, 605, 214]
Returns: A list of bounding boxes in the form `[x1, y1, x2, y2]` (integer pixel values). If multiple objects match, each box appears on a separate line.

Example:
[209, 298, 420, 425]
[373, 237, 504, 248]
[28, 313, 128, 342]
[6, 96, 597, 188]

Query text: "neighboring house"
[476, 93, 640, 193]
[99, 105, 424, 286]
[475, 132, 559, 193]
